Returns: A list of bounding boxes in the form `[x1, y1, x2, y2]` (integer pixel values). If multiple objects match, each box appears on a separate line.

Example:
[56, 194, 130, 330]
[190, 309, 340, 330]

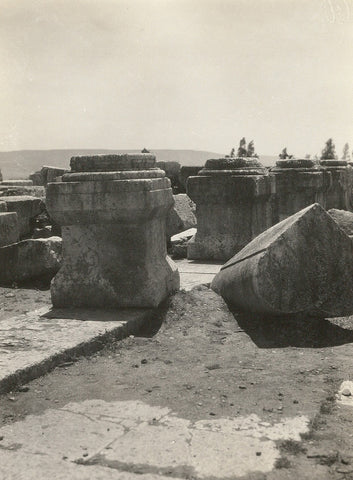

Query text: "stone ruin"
[0, 177, 61, 286]
[2, 151, 353, 318]
[187, 156, 353, 261]
[187, 157, 272, 260]
[212, 203, 353, 317]
[46, 154, 180, 308]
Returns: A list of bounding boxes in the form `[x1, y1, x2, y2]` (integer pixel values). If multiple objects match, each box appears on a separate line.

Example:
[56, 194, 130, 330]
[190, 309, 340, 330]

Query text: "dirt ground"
[1, 284, 353, 479]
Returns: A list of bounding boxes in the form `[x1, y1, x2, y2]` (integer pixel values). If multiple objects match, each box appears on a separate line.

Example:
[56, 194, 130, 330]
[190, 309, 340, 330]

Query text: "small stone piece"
[18, 386, 29, 392]
[341, 388, 352, 397]
[0, 212, 19, 247]
[212, 204, 353, 317]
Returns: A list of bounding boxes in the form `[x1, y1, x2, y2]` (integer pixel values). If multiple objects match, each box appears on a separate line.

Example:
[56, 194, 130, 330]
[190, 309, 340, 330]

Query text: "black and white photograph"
[0, 0, 353, 478]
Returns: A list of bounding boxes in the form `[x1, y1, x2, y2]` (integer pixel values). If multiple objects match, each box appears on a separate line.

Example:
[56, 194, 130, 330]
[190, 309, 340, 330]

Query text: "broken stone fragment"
[0, 196, 44, 238]
[0, 237, 62, 285]
[166, 194, 196, 239]
[0, 212, 19, 247]
[211, 203, 353, 317]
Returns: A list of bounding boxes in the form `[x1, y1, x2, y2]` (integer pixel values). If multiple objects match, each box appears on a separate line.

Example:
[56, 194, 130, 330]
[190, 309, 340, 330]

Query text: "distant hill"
[0, 149, 277, 179]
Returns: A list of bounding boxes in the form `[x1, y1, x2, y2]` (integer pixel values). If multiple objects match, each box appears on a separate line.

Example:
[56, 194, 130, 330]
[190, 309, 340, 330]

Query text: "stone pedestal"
[187, 157, 272, 261]
[319, 160, 351, 211]
[46, 154, 179, 308]
[270, 159, 324, 223]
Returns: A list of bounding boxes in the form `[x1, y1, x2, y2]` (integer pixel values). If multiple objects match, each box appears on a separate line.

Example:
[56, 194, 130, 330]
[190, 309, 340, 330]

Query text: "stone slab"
[70, 154, 156, 172]
[0, 398, 309, 479]
[211, 203, 353, 317]
[0, 196, 44, 237]
[0, 212, 19, 247]
[0, 307, 153, 394]
[175, 258, 222, 290]
[0, 180, 33, 186]
[171, 227, 197, 243]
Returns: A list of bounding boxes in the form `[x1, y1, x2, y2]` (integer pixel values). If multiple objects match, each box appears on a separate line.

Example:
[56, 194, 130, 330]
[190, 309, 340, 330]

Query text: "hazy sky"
[1, 0, 352, 156]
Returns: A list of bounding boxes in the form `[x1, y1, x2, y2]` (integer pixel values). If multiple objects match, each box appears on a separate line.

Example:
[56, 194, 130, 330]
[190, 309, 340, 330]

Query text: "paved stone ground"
[0, 259, 221, 394]
[177, 259, 222, 290]
[1, 262, 353, 479]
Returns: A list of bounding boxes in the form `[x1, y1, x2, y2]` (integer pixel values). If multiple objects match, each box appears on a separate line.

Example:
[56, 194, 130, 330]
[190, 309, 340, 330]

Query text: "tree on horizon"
[321, 138, 336, 160]
[247, 140, 257, 157]
[342, 143, 350, 161]
[237, 137, 247, 157]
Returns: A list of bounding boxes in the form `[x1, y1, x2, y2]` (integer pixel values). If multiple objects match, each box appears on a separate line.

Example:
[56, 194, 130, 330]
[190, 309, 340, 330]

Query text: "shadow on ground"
[229, 306, 353, 348]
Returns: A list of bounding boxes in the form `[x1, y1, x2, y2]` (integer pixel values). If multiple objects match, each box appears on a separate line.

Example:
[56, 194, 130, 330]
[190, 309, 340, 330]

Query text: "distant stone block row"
[187, 157, 353, 261]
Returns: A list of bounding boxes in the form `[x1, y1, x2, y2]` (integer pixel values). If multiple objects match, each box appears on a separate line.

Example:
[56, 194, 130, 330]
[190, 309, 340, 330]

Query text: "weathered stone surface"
[0, 179, 33, 186]
[166, 194, 196, 238]
[270, 159, 325, 223]
[157, 161, 183, 193]
[0, 196, 44, 237]
[0, 212, 19, 247]
[179, 166, 203, 191]
[319, 160, 351, 211]
[0, 237, 62, 285]
[30, 166, 68, 186]
[328, 208, 353, 236]
[0, 398, 308, 480]
[0, 201, 7, 212]
[187, 157, 272, 261]
[170, 228, 197, 259]
[0, 307, 152, 394]
[0, 185, 45, 198]
[212, 203, 353, 317]
[46, 154, 179, 308]
[70, 154, 156, 172]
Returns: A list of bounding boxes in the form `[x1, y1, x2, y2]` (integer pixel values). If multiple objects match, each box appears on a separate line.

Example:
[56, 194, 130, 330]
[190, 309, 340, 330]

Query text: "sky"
[0, 0, 352, 157]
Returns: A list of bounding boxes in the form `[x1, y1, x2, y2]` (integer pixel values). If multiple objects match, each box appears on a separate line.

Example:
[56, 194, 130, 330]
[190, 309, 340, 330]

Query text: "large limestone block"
[0, 196, 44, 237]
[166, 194, 196, 238]
[30, 166, 69, 186]
[0, 212, 19, 247]
[0, 180, 33, 186]
[0, 237, 62, 285]
[179, 166, 203, 191]
[269, 159, 325, 224]
[0, 186, 45, 198]
[46, 154, 179, 308]
[211, 203, 353, 317]
[187, 157, 272, 261]
[320, 160, 350, 210]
